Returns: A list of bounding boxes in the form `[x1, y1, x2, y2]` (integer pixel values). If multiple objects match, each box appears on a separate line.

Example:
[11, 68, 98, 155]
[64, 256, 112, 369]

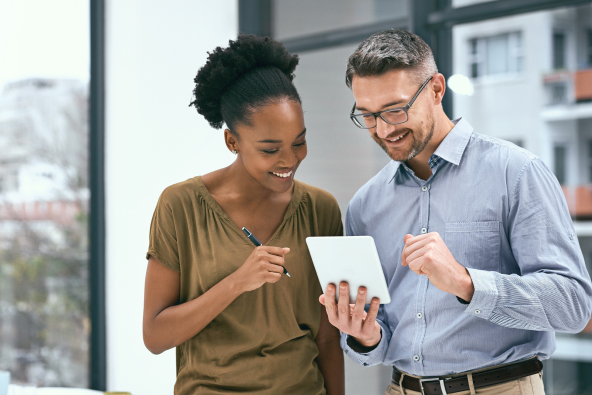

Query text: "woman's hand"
[230, 246, 289, 293]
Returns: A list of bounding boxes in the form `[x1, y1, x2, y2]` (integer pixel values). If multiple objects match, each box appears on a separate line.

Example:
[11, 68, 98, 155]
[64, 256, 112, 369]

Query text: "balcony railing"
[543, 68, 592, 106]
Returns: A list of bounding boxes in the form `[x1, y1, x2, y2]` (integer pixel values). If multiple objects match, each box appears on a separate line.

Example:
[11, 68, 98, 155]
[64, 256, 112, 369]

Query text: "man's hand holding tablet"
[319, 284, 382, 349]
[307, 236, 388, 350]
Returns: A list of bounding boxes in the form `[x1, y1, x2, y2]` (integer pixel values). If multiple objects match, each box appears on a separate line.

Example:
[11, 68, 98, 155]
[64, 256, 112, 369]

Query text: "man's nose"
[375, 116, 396, 139]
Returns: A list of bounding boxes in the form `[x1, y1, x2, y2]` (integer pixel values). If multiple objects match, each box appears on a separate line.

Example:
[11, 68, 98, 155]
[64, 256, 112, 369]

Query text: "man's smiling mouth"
[386, 131, 409, 142]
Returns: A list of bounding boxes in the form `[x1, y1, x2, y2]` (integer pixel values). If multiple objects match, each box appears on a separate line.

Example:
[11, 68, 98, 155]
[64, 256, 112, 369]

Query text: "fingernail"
[359, 289, 366, 294]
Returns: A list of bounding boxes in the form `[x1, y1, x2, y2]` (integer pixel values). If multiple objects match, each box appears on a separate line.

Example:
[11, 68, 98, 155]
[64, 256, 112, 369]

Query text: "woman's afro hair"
[189, 35, 300, 129]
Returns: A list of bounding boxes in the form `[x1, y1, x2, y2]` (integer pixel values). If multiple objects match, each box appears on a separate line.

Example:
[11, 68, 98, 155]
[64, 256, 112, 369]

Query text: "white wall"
[105, 1, 237, 394]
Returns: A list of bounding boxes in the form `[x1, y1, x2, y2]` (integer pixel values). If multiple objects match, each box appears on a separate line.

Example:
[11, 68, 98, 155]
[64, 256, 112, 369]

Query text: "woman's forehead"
[240, 101, 305, 141]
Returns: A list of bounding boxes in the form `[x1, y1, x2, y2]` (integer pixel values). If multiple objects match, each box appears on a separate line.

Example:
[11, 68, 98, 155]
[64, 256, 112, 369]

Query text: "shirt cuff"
[463, 268, 499, 319]
[340, 321, 389, 367]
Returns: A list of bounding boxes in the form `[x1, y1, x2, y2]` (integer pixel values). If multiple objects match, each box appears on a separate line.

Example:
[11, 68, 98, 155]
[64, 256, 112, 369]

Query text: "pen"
[242, 227, 291, 277]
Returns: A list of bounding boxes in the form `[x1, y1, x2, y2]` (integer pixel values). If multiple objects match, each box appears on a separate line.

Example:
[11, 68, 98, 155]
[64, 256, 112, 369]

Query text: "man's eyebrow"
[257, 128, 306, 143]
[356, 100, 406, 112]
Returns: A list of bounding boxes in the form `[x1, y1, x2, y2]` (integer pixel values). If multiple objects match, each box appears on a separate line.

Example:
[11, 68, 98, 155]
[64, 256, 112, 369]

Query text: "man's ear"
[431, 73, 447, 106]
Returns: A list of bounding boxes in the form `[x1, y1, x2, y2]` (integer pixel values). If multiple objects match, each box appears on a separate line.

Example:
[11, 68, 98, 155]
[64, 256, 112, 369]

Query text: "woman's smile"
[270, 166, 295, 182]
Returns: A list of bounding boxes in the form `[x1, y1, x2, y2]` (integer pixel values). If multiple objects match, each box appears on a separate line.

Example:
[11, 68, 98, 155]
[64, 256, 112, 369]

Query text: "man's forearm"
[467, 269, 592, 332]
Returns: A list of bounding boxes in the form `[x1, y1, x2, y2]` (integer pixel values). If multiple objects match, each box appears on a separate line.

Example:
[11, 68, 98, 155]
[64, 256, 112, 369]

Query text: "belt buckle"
[419, 377, 448, 395]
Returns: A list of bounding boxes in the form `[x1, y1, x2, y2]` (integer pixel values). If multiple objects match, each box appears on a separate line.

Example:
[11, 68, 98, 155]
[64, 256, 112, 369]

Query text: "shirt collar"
[387, 117, 473, 184]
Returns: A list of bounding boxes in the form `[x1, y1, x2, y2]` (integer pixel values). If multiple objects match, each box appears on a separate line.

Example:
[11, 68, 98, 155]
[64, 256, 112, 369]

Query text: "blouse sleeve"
[146, 188, 181, 272]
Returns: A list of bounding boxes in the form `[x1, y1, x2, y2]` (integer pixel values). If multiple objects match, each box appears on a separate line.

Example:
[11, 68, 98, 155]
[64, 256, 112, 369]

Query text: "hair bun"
[190, 35, 299, 129]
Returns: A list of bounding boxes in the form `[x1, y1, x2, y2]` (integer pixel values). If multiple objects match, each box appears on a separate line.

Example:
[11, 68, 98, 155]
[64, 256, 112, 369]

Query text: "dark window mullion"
[89, 0, 106, 390]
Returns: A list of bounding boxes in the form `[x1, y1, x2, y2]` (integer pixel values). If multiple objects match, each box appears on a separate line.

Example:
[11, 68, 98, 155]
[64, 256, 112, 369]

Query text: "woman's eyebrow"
[257, 128, 307, 143]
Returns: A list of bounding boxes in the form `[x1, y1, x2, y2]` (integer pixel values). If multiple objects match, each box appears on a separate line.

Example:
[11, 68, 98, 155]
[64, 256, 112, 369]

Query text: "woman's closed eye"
[261, 140, 306, 155]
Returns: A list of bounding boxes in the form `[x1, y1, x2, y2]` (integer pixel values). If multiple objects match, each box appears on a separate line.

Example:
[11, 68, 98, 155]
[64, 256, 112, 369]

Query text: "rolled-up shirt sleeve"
[465, 158, 592, 332]
[341, 204, 392, 366]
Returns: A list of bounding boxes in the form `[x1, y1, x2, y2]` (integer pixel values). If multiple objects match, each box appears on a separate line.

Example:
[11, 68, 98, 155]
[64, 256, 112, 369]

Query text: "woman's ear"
[224, 129, 239, 154]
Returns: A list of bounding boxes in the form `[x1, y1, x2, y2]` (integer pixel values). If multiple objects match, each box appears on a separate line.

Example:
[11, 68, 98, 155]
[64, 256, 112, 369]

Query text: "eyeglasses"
[349, 76, 433, 129]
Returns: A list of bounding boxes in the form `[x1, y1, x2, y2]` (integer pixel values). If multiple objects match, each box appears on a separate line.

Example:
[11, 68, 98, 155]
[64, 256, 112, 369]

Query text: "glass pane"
[486, 34, 509, 75]
[273, 0, 408, 40]
[453, 5, 592, 394]
[0, 0, 90, 387]
[553, 32, 566, 70]
[587, 29, 592, 67]
[554, 145, 567, 184]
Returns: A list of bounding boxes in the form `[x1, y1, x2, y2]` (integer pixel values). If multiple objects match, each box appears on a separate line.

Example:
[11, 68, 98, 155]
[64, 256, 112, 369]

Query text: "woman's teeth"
[388, 132, 408, 142]
[271, 170, 293, 178]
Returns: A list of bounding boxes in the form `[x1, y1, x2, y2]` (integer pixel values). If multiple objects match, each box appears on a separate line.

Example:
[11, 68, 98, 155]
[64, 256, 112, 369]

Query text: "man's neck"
[406, 114, 456, 181]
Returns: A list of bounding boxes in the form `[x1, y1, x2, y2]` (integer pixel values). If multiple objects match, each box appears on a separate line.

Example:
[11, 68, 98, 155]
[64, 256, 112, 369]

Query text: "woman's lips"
[269, 166, 295, 182]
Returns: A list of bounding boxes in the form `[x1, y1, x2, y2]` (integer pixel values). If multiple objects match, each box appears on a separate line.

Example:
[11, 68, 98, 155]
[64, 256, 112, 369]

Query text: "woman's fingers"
[266, 272, 281, 283]
[264, 253, 285, 266]
[259, 246, 289, 257]
[266, 263, 284, 273]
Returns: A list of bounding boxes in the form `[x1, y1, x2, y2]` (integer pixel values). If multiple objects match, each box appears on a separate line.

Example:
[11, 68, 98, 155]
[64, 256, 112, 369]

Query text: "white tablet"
[306, 236, 391, 304]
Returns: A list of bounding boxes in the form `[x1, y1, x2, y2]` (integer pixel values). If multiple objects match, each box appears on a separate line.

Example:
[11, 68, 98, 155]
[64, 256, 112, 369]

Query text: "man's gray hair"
[345, 29, 438, 88]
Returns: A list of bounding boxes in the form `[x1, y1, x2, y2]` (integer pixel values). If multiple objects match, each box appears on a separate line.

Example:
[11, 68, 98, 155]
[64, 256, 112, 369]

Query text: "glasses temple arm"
[406, 76, 434, 109]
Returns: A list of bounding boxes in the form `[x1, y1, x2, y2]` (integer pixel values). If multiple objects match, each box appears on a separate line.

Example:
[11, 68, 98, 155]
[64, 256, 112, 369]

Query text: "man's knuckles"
[351, 311, 365, 320]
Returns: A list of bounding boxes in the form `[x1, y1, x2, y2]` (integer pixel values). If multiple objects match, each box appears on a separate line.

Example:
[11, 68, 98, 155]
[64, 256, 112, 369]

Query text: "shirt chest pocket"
[444, 221, 501, 272]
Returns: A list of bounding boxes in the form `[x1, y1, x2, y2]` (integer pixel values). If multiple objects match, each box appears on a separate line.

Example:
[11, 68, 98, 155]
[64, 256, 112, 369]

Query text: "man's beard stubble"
[372, 116, 435, 163]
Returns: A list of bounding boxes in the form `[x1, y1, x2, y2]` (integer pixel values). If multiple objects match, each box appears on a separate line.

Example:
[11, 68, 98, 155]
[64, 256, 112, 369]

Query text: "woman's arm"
[315, 305, 345, 395]
[143, 246, 289, 354]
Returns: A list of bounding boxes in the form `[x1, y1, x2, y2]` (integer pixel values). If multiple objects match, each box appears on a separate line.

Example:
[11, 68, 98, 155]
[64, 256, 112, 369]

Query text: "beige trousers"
[385, 372, 545, 395]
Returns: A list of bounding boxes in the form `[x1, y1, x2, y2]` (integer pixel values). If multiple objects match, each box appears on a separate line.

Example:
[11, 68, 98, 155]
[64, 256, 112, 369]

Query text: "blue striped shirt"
[341, 118, 592, 376]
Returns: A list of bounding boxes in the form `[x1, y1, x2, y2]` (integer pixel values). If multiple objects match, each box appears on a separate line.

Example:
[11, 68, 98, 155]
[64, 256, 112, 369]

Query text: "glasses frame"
[349, 76, 434, 129]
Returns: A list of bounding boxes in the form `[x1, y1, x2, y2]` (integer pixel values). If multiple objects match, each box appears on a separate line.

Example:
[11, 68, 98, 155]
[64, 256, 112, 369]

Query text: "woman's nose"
[279, 148, 297, 167]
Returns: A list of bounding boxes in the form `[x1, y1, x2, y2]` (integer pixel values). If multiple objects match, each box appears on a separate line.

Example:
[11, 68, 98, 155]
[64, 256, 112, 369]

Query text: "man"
[320, 29, 592, 395]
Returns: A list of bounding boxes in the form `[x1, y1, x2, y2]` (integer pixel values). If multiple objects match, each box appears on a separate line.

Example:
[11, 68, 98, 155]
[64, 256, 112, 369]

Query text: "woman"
[142, 35, 345, 395]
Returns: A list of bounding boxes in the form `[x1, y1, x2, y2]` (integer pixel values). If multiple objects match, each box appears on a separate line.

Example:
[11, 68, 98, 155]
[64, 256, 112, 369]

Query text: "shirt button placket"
[415, 182, 431, 374]
[420, 184, 430, 235]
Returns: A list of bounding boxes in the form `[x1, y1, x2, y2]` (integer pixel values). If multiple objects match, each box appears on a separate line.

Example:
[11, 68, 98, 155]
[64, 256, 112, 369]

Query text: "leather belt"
[391, 358, 543, 395]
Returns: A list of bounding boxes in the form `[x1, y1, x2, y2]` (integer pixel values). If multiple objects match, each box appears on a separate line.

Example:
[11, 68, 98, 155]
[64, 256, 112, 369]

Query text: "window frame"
[89, 0, 106, 390]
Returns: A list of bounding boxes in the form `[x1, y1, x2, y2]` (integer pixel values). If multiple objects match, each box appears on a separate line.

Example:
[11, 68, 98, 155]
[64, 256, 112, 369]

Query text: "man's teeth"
[388, 132, 408, 142]
[272, 170, 293, 178]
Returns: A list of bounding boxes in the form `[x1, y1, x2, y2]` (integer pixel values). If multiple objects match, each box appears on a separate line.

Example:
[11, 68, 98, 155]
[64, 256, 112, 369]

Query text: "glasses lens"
[381, 109, 407, 124]
[352, 114, 376, 129]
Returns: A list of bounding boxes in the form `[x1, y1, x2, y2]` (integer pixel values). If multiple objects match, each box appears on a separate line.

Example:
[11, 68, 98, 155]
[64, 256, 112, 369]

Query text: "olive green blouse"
[146, 176, 343, 395]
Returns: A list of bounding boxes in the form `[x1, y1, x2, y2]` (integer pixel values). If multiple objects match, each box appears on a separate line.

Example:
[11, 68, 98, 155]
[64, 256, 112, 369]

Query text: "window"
[0, 1, 91, 387]
[468, 32, 523, 78]
[554, 145, 567, 185]
[588, 29, 592, 67]
[553, 31, 566, 70]
[588, 141, 592, 184]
